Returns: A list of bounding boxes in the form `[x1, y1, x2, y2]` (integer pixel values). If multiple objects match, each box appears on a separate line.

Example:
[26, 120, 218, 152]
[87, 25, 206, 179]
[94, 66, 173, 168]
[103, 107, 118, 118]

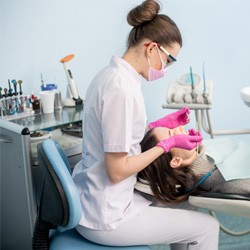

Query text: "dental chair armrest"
[190, 192, 250, 201]
[189, 192, 250, 218]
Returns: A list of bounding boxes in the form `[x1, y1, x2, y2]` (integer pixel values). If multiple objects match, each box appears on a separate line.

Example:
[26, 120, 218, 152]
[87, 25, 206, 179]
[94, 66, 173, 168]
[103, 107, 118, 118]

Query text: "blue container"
[41, 83, 57, 91]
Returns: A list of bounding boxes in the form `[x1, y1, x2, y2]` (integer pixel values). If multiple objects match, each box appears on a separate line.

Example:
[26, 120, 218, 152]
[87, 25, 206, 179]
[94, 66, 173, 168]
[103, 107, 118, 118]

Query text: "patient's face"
[153, 126, 197, 166]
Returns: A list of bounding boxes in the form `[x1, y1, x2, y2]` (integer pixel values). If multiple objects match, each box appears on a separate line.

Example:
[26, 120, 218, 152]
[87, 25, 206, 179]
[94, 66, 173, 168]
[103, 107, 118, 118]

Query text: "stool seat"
[50, 229, 150, 250]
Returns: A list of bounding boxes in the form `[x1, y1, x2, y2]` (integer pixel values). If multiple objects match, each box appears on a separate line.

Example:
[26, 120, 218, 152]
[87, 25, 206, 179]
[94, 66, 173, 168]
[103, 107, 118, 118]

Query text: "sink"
[241, 86, 250, 107]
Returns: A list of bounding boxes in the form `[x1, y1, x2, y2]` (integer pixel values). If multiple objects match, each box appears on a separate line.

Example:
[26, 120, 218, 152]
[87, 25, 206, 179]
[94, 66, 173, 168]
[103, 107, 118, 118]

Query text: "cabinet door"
[0, 122, 36, 250]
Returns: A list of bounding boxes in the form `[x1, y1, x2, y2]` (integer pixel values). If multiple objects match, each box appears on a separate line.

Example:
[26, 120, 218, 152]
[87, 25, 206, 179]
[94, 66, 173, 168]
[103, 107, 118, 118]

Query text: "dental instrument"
[40, 73, 45, 87]
[166, 70, 212, 105]
[202, 62, 210, 104]
[190, 66, 194, 90]
[60, 54, 83, 108]
[8, 79, 13, 97]
[202, 62, 206, 94]
[11, 79, 18, 96]
[4, 88, 8, 98]
[17, 80, 23, 95]
[190, 66, 198, 102]
[196, 121, 199, 154]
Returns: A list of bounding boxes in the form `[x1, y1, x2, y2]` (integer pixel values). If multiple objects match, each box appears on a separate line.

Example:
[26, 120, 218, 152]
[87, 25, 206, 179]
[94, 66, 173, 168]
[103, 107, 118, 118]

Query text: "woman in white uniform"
[72, 0, 219, 249]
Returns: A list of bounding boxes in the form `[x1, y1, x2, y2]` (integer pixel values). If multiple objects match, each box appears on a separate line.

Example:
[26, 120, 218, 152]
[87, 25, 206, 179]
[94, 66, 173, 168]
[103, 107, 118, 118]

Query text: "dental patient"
[138, 126, 250, 204]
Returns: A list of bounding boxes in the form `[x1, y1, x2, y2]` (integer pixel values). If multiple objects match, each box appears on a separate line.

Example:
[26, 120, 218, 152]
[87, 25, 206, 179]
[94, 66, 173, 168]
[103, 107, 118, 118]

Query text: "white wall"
[1, 0, 250, 141]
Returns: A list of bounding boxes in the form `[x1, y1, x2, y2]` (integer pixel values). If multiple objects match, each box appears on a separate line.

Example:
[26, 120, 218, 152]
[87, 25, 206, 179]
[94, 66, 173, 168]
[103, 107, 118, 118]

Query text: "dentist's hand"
[188, 128, 202, 137]
[156, 133, 203, 153]
[149, 107, 190, 129]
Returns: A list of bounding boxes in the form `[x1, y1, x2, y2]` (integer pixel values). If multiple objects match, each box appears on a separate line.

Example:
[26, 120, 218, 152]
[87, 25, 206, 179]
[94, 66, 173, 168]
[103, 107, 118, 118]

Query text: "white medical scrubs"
[72, 56, 219, 249]
[72, 56, 151, 231]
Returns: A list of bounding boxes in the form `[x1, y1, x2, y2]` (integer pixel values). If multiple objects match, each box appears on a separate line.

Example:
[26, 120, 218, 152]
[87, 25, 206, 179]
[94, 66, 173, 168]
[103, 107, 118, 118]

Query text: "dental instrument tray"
[60, 122, 82, 138]
[166, 73, 213, 106]
[30, 130, 51, 142]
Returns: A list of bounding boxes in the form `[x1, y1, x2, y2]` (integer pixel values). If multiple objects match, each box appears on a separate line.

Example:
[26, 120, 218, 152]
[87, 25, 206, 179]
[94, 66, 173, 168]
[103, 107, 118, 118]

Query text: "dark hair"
[126, 0, 182, 49]
[138, 129, 196, 204]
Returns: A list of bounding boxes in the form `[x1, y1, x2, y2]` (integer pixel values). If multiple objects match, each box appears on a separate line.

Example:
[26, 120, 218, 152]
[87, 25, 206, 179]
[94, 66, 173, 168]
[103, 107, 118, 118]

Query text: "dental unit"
[135, 64, 250, 237]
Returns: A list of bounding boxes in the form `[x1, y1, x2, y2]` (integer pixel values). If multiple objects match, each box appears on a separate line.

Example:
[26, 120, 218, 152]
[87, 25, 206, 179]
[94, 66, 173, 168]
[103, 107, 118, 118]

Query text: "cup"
[54, 90, 63, 110]
[39, 91, 55, 114]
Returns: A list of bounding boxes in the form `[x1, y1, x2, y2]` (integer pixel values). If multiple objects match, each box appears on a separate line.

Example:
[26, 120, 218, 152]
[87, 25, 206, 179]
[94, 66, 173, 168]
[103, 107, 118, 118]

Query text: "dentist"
[72, 0, 219, 249]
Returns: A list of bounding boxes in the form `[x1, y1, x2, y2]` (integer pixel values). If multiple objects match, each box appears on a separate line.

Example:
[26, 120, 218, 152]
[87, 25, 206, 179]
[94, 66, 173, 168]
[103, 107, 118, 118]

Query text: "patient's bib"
[204, 138, 250, 181]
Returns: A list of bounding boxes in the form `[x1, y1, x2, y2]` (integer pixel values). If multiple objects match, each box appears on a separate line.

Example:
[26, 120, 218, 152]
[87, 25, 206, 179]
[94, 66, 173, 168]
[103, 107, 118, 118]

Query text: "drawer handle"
[0, 135, 12, 143]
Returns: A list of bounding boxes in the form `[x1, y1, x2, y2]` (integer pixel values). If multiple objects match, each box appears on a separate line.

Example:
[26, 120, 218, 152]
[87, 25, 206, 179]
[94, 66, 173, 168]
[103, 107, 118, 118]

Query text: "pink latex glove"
[188, 128, 202, 137]
[149, 107, 190, 129]
[157, 133, 203, 152]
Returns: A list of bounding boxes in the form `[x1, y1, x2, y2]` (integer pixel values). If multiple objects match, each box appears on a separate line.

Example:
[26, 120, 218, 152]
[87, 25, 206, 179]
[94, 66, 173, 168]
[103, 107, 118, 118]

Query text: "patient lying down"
[138, 126, 250, 204]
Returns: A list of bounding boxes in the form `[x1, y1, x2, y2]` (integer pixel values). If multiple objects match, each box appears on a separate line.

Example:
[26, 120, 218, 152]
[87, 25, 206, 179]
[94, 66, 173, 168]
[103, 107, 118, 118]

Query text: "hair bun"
[127, 0, 161, 27]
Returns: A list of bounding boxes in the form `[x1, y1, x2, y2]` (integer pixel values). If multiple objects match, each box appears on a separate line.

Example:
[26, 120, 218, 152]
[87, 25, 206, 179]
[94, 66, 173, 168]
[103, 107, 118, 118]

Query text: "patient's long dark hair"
[138, 129, 196, 204]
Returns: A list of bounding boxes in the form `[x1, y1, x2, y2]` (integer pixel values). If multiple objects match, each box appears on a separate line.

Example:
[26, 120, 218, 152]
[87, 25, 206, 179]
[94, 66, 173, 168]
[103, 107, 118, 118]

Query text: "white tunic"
[72, 56, 151, 230]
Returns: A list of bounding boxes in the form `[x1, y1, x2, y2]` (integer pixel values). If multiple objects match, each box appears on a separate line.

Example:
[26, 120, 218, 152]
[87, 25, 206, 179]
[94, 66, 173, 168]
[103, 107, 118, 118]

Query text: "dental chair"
[33, 138, 150, 250]
[135, 179, 250, 236]
[189, 192, 250, 236]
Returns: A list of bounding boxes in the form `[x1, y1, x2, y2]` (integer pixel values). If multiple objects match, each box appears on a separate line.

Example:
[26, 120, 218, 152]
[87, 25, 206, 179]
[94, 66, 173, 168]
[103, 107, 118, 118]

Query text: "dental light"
[241, 86, 250, 108]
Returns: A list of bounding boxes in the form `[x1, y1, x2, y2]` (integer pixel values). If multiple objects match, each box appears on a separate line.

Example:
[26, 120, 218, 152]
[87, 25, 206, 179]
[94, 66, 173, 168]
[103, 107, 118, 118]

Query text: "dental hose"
[32, 209, 54, 250]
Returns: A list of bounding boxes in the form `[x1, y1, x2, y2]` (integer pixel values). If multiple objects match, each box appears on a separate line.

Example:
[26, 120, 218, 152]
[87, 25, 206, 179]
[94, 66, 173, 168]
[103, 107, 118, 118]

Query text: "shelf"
[1, 106, 83, 132]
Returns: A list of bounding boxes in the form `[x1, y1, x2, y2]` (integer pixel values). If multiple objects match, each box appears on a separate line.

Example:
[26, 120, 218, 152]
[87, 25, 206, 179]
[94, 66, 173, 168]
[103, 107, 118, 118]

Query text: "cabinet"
[0, 107, 83, 250]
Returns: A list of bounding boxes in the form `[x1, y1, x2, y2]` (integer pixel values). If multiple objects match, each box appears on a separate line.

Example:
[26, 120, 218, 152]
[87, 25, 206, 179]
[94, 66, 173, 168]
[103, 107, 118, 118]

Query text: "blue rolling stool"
[33, 139, 150, 250]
